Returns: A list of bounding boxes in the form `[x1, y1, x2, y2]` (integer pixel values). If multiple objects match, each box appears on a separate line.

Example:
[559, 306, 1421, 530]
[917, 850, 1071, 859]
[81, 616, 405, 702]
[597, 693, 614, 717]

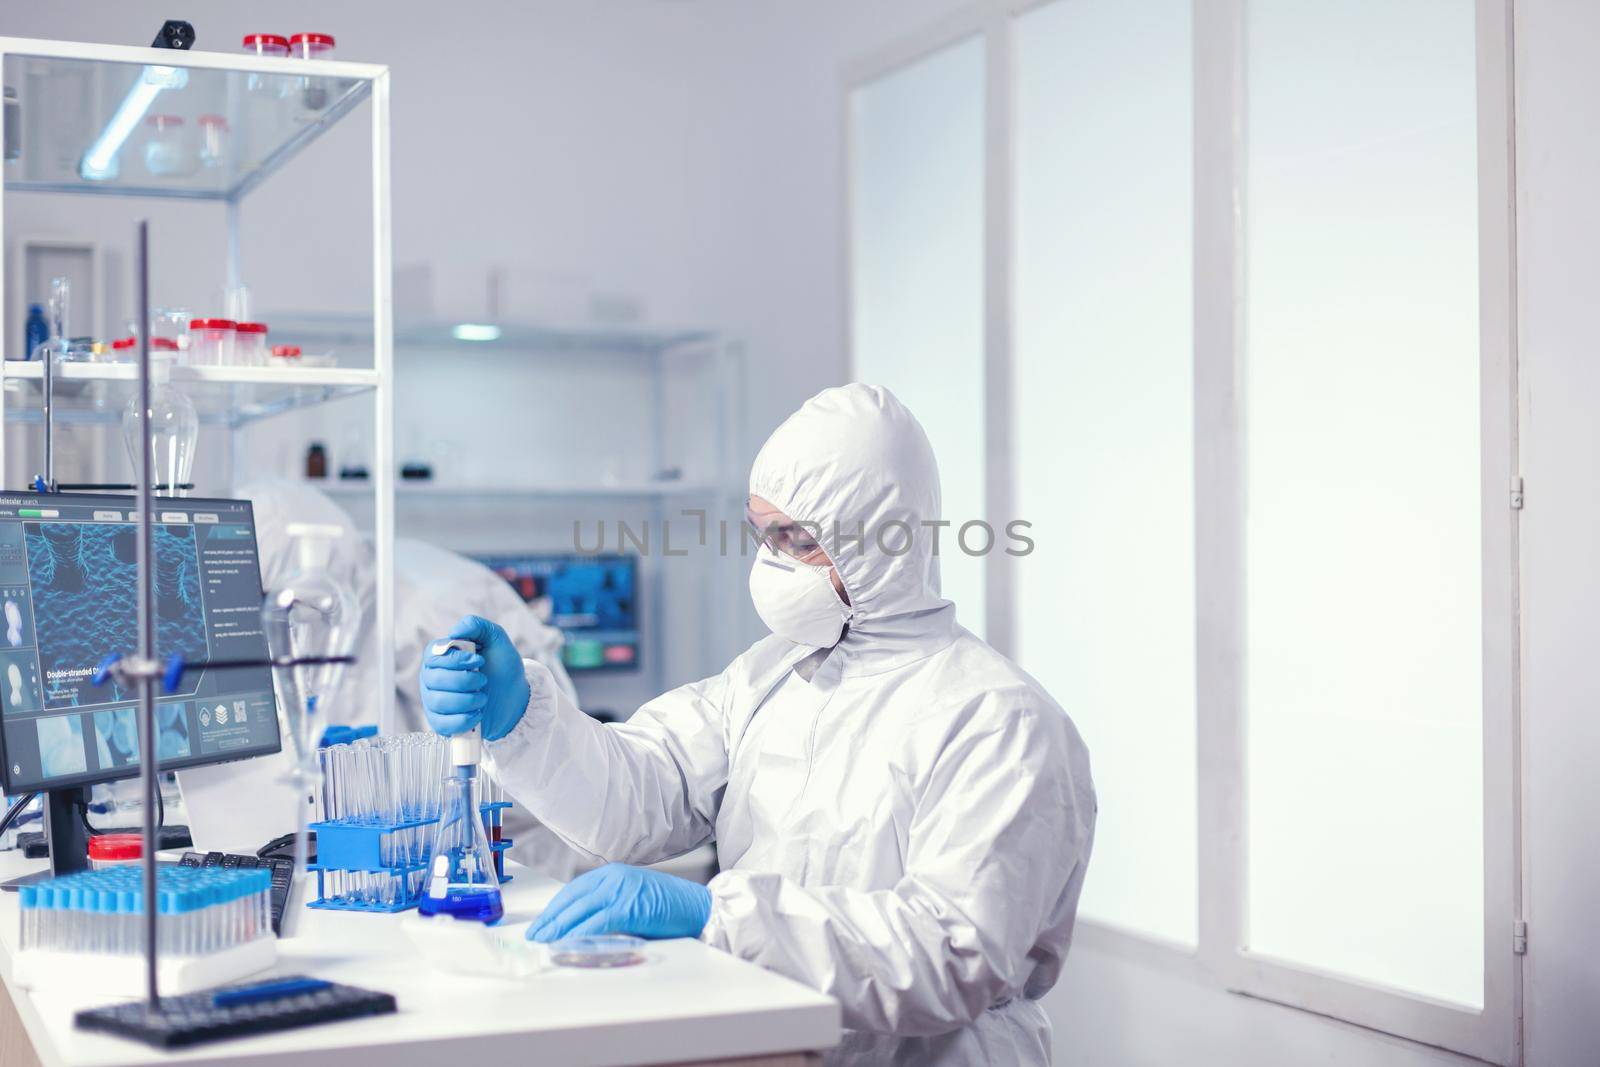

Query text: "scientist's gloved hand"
[527, 863, 712, 943]
[419, 615, 531, 741]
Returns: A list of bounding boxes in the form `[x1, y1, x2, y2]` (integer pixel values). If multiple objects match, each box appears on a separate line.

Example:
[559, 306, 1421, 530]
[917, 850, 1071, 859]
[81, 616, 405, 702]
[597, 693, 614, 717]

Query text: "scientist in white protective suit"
[419, 384, 1096, 1064]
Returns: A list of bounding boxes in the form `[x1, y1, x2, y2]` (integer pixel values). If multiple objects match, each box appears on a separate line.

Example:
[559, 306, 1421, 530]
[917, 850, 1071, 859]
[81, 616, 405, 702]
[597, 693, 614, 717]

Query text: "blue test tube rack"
[305, 814, 433, 914]
[306, 804, 514, 914]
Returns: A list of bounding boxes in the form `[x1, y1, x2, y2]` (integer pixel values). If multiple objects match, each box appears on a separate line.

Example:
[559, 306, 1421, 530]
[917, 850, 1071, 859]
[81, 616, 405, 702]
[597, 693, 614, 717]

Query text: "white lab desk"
[0, 851, 839, 1067]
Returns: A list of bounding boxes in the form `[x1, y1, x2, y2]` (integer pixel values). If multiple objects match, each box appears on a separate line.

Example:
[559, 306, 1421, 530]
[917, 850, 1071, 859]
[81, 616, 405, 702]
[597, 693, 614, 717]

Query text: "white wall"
[1511, 1, 1600, 1063]
[1050, 933, 1484, 1067]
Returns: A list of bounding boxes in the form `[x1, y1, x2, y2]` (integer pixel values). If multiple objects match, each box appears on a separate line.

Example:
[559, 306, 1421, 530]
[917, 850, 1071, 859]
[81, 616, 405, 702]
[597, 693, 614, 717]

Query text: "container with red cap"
[189, 319, 236, 367]
[235, 322, 269, 367]
[242, 33, 290, 57]
[101, 336, 177, 365]
[100, 337, 137, 364]
[88, 833, 143, 870]
[152, 336, 181, 359]
[270, 343, 302, 368]
[242, 34, 292, 98]
[142, 114, 192, 178]
[289, 33, 336, 60]
[290, 34, 336, 110]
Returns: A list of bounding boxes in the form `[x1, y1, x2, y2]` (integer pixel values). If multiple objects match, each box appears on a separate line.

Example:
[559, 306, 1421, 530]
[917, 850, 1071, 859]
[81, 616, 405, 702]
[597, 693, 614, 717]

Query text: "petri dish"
[548, 934, 646, 969]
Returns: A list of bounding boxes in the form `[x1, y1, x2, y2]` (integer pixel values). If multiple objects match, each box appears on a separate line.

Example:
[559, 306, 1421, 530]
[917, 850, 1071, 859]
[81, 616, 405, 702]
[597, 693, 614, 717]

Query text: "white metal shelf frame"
[1, 363, 381, 427]
[0, 36, 382, 203]
[0, 36, 397, 731]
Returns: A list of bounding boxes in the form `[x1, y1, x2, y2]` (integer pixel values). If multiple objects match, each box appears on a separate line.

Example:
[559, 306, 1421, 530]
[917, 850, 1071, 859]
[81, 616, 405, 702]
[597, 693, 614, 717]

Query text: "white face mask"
[748, 543, 848, 648]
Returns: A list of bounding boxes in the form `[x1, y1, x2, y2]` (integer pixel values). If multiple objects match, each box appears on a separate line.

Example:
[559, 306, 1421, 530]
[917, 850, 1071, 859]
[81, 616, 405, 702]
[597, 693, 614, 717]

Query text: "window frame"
[843, 27, 992, 636]
[842, 0, 1522, 1062]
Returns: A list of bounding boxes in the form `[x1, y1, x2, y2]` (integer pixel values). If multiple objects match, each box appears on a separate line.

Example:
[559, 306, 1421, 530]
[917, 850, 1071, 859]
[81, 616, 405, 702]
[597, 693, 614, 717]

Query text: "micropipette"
[418, 639, 504, 924]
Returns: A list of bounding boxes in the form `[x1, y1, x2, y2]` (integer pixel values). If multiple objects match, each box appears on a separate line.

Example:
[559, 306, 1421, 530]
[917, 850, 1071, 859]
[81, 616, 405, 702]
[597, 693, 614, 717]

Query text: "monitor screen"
[0, 493, 281, 794]
[472, 553, 640, 672]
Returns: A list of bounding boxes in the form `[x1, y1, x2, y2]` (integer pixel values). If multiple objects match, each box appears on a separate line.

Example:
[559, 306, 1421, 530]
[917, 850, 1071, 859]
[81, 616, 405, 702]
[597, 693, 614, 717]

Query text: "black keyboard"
[179, 852, 295, 935]
[74, 975, 395, 1049]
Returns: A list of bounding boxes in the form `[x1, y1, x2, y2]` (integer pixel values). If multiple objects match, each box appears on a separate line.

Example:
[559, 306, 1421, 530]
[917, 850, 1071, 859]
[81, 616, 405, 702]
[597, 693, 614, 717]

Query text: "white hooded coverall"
[485, 384, 1096, 1064]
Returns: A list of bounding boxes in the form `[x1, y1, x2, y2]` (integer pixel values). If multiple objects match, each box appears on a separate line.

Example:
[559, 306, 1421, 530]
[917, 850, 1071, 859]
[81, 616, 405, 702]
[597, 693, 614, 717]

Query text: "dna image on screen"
[26, 522, 208, 708]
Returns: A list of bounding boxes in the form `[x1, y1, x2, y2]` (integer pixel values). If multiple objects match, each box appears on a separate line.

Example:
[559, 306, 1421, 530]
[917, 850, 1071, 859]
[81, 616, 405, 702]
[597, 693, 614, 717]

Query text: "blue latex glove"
[527, 863, 712, 943]
[418, 615, 531, 742]
[318, 724, 378, 748]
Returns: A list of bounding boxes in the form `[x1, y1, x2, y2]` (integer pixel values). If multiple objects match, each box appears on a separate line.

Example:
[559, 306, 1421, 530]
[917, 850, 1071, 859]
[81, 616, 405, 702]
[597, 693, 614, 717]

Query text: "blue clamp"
[92, 654, 122, 687]
[163, 652, 187, 694]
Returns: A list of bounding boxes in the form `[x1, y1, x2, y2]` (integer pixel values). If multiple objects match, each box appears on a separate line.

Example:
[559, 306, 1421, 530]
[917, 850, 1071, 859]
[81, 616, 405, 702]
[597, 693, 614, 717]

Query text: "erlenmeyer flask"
[419, 733, 503, 923]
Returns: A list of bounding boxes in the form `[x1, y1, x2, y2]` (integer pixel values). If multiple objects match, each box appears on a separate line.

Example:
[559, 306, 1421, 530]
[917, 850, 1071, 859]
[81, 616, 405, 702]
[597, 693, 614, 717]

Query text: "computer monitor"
[0, 493, 281, 796]
[472, 553, 640, 672]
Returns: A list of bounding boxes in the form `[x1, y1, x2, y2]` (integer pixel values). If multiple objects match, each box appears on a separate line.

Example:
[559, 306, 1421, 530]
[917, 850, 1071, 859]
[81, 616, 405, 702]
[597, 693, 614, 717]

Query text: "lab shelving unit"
[0, 36, 398, 727]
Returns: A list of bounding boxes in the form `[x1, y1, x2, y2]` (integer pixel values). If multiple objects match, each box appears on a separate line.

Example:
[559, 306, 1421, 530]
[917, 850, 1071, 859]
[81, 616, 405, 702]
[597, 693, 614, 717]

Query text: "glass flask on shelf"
[31, 277, 95, 401]
[418, 731, 504, 924]
[121, 374, 197, 495]
[30, 277, 70, 363]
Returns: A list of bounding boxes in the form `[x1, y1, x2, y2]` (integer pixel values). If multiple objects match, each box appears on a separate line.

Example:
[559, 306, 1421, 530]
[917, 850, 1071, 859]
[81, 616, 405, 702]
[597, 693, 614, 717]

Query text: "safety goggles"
[745, 506, 829, 565]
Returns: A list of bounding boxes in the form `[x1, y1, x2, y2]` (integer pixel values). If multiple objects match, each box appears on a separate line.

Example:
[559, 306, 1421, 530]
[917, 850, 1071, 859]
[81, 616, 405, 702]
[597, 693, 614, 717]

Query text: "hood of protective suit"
[749, 383, 957, 674]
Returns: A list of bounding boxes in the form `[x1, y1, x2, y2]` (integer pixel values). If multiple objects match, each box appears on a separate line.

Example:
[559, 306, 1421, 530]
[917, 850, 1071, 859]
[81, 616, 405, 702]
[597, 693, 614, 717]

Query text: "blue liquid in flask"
[420, 768, 503, 924]
[419, 882, 505, 923]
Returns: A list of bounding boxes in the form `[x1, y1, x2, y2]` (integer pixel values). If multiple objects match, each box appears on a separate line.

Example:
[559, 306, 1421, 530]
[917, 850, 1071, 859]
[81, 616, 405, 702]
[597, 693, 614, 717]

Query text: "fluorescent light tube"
[80, 65, 188, 181]
[451, 323, 502, 342]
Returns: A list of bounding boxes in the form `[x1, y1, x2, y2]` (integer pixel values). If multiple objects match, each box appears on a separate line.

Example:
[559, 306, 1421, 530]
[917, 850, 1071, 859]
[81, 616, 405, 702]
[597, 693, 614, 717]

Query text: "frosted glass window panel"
[1244, 0, 1483, 1006]
[1013, 0, 1197, 945]
[849, 38, 987, 634]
